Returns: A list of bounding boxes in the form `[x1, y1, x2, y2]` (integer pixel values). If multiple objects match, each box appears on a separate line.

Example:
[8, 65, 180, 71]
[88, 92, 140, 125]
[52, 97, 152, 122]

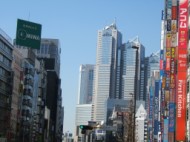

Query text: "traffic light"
[79, 125, 93, 134]
[79, 125, 93, 130]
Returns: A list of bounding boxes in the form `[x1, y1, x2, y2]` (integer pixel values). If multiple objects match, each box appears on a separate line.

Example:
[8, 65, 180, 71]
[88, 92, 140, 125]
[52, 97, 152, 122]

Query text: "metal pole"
[132, 46, 139, 142]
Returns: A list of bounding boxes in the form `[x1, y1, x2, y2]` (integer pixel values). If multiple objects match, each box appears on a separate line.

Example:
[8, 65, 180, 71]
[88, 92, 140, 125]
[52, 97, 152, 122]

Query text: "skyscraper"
[75, 64, 94, 141]
[77, 64, 94, 104]
[92, 23, 122, 121]
[121, 37, 145, 101]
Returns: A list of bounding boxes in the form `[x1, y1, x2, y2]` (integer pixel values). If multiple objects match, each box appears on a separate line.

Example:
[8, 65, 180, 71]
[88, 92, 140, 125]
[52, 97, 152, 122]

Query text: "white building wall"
[135, 102, 147, 142]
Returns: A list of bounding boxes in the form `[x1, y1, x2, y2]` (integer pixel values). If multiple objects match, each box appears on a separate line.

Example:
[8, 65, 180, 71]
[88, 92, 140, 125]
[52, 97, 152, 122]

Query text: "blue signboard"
[164, 119, 169, 142]
[154, 81, 160, 136]
[169, 103, 175, 132]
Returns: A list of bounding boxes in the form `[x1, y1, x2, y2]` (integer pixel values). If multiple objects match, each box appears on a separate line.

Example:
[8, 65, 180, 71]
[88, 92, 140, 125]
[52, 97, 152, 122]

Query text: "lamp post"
[132, 45, 139, 142]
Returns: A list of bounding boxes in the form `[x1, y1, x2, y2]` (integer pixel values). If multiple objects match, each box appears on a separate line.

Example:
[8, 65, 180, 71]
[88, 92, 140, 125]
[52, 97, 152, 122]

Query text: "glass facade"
[121, 43, 136, 100]
[78, 64, 94, 104]
[93, 23, 122, 121]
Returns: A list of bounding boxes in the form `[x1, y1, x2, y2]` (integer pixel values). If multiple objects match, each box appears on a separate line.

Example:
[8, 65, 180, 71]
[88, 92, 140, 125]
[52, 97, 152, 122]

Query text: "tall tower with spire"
[92, 23, 122, 121]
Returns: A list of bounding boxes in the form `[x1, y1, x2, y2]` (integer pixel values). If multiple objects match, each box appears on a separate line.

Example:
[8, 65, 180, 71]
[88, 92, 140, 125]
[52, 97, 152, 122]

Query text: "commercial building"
[0, 29, 13, 140]
[92, 23, 122, 122]
[11, 47, 23, 141]
[35, 38, 63, 142]
[75, 64, 94, 141]
[121, 37, 145, 101]
[135, 102, 147, 142]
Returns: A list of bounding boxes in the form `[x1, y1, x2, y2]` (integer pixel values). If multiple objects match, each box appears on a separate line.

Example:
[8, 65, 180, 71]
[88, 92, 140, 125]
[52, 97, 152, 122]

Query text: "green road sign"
[16, 19, 42, 49]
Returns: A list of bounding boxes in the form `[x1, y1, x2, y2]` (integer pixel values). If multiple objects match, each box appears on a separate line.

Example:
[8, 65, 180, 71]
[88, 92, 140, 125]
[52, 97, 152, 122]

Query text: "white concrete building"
[135, 101, 147, 142]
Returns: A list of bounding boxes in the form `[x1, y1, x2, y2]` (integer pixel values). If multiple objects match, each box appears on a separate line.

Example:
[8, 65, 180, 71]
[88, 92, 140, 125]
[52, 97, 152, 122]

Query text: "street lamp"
[132, 44, 139, 142]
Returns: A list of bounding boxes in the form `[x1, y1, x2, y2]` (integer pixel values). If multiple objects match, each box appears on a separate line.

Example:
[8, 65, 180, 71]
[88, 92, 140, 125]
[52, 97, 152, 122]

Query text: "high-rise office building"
[92, 23, 122, 121]
[121, 37, 145, 101]
[75, 64, 94, 141]
[78, 64, 94, 104]
[144, 51, 160, 109]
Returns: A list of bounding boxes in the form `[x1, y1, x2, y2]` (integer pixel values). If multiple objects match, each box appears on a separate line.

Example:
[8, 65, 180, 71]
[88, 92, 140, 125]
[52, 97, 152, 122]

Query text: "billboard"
[178, 49, 187, 71]
[172, 6, 177, 20]
[154, 81, 159, 137]
[16, 19, 42, 49]
[176, 0, 188, 140]
[163, 119, 168, 142]
[169, 103, 175, 132]
[176, 72, 186, 140]
[178, 0, 188, 49]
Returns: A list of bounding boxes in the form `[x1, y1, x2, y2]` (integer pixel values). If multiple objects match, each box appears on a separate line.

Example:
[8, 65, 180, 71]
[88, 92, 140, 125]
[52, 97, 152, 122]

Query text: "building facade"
[0, 29, 13, 140]
[75, 64, 94, 141]
[92, 23, 122, 122]
[35, 38, 63, 142]
[11, 48, 23, 141]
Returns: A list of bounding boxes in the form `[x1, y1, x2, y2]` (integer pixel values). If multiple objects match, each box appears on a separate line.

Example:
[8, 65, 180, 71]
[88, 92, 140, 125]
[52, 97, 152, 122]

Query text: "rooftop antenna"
[28, 11, 30, 21]
[113, 17, 117, 28]
[114, 17, 116, 24]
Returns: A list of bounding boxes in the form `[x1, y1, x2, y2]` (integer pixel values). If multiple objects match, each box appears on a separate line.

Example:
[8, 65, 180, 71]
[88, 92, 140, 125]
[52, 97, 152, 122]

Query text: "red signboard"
[176, 72, 186, 140]
[176, 0, 188, 140]
[160, 60, 163, 70]
[178, 0, 188, 49]
[178, 49, 187, 72]
[172, 6, 177, 20]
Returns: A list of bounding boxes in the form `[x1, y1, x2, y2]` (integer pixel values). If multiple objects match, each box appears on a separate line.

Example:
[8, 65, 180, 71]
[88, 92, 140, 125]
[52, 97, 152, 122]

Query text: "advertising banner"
[178, 49, 187, 72]
[166, 34, 171, 48]
[167, 20, 171, 31]
[170, 47, 175, 89]
[171, 20, 177, 33]
[176, 0, 188, 141]
[169, 103, 175, 132]
[154, 81, 159, 137]
[166, 49, 171, 71]
[160, 50, 164, 60]
[165, 72, 170, 89]
[176, 71, 186, 140]
[172, 0, 177, 6]
[170, 89, 175, 102]
[172, 6, 177, 20]
[167, 0, 172, 8]
[163, 119, 169, 142]
[176, 1, 188, 141]
[149, 87, 153, 120]
[171, 34, 177, 47]
[16, 19, 42, 49]
[178, 0, 188, 49]
[160, 60, 163, 70]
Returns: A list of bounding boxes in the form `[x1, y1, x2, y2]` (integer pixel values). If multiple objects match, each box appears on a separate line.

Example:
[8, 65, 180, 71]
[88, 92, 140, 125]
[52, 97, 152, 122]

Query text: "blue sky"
[0, 1, 164, 134]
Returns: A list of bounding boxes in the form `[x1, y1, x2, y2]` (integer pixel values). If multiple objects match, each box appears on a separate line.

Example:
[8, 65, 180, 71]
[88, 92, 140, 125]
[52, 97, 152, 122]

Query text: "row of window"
[0, 80, 11, 93]
[0, 40, 12, 55]
[0, 67, 10, 77]
[0, 53, 11, 67]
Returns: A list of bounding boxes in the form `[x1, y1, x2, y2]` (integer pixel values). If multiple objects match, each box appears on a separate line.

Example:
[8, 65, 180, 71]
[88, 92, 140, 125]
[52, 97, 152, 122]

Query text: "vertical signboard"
[163, 119, 169, 142]
[169, 103, 175, 132]
[176, 72, 187, 140]
[176, 0, 188, 141]
[154, 81, 159, 139]
[149, 87, 153, 141]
